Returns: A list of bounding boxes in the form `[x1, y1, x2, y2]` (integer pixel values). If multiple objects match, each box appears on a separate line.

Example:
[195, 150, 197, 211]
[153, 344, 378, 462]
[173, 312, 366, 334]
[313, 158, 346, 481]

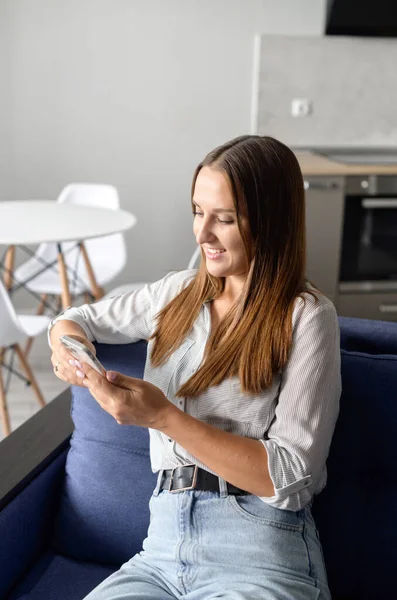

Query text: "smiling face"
[192, 166, 250, 294]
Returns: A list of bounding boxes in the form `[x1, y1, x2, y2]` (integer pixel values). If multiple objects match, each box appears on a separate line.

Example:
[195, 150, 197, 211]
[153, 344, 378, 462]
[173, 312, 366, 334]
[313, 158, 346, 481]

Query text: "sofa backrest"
[52, 318, 397, 600]
[339, 315, 397, 354]
[312, 317, 397, 600]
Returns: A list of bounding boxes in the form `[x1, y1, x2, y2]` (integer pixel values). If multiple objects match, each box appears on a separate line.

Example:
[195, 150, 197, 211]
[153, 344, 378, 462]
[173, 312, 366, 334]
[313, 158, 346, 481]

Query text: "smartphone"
[60, 335, 106, 376]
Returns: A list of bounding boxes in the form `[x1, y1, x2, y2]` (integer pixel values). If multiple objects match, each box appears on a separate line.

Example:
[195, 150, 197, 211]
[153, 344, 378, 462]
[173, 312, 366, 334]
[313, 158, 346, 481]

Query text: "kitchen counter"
[295, 151, 397, 176]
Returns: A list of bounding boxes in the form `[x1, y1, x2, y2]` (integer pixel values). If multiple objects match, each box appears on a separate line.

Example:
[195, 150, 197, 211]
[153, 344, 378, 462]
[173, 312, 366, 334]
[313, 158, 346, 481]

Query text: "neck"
[222, 276, 246, 303]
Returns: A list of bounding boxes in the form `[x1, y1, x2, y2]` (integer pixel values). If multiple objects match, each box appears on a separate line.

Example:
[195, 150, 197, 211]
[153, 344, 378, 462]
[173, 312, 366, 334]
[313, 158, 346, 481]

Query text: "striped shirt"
[49, 269, 341, 510]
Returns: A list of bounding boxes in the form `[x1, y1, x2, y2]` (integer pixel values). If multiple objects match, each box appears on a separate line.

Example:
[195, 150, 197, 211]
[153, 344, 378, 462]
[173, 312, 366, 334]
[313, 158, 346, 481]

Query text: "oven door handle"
[362, 198, 397, 209]
[304, 180, 343, 191]
[379, 304, 397, 313]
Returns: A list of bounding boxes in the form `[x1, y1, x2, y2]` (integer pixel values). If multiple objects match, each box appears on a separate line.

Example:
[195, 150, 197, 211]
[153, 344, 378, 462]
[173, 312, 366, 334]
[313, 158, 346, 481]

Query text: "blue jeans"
[84, 488, 331, 599]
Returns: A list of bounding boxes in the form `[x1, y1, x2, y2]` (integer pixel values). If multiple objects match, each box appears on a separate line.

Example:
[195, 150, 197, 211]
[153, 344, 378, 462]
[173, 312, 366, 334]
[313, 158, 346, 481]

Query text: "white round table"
[0, 201, 136, 244]
[0, 201, 137, 308]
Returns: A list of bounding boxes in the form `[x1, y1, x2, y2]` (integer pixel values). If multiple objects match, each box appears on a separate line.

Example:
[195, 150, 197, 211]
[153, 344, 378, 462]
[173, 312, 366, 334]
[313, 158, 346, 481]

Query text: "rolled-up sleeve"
[259, 303, 341, 510]
[47, 270, 195, 347]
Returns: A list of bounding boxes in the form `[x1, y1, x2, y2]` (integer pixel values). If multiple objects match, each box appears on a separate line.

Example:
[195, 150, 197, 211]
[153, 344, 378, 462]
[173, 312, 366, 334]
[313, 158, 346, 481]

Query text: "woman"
[49, 135, 341, 599]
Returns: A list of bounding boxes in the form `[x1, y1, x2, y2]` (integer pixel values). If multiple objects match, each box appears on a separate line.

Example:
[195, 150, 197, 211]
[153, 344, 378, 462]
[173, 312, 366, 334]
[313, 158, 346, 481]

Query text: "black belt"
[159, 464, 249, 495]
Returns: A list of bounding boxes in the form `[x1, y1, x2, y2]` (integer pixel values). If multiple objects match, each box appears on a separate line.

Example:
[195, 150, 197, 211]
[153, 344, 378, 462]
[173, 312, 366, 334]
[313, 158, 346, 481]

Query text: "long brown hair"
[150, 135, 319, 396]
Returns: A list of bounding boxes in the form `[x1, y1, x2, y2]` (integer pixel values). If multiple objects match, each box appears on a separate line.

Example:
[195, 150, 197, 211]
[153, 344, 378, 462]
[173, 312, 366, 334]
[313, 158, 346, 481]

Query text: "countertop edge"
[294, 151, 397, 176]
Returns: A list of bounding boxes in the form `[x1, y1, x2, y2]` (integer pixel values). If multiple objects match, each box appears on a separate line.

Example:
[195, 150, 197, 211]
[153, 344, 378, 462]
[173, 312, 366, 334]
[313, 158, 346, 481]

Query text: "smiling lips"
[204, 248, 226, 260]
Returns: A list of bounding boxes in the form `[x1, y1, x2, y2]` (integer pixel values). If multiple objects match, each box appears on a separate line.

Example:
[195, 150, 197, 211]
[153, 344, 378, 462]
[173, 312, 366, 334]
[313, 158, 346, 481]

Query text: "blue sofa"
[0, 316, 396, 600]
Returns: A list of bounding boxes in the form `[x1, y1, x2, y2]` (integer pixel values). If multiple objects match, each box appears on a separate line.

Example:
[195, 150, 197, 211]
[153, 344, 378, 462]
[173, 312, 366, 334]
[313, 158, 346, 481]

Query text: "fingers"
[51, 351, 87, 386]
[79, 363, 110, 393]
[51, 361, 68, 383]
[105, 370, 139, 390]
[79, 364, 132, 408]
[78, 364, 125, 419]
[50, 335, 100, 387]
[50, 335, 84, 385]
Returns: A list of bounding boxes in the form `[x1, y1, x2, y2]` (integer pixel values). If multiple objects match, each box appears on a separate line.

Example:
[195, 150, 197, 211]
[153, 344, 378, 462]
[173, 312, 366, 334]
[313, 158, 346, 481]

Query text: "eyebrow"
[192, 200, 236, 214]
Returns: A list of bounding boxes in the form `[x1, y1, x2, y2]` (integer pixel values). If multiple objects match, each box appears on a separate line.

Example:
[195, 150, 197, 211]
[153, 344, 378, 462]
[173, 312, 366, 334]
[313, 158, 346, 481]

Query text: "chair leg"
[55, 294, 62, 312]
[14, 345, 46, 409]
[79, 242, 105, 301]
[3, 245, 15, 290]
[57, 251, 72, 309]
[46, 295, 64, 323]
[0, 362, 11, 437]
[24, 293, 48, 357]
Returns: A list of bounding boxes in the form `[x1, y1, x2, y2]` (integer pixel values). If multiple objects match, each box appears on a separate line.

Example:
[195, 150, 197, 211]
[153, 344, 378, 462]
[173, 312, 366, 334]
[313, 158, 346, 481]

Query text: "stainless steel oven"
[339, 175, 397, 293]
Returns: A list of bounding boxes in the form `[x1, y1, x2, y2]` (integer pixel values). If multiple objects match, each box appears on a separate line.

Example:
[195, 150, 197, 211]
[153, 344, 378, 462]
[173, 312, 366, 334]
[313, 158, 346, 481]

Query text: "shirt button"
[168, 438, 172, 442]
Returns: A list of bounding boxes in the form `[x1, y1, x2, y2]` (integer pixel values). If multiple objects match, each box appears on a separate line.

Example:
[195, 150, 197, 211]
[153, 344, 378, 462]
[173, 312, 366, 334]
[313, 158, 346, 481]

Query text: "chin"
[205, 264, 229, 278]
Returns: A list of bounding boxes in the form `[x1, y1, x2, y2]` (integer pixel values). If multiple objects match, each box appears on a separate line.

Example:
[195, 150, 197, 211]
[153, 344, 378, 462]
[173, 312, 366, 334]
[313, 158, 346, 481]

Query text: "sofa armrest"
[0, 388, 73, 508]
[0, 389, 74, 598]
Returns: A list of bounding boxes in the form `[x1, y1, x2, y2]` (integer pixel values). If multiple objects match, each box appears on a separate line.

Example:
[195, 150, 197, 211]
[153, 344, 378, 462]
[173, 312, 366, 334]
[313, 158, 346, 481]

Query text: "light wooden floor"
[0, 332, 69, 441]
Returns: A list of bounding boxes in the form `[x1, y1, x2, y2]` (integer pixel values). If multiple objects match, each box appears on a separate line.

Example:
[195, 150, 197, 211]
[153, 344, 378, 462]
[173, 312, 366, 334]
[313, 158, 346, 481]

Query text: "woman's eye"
[193, 211, 234, 225]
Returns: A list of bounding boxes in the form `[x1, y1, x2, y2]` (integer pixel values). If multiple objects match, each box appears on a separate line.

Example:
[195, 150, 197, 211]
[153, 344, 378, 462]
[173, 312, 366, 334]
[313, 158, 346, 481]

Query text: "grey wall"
[256, 34, 397, 147]
[0, 0, 326, 307]
[0, 3, 13, 199]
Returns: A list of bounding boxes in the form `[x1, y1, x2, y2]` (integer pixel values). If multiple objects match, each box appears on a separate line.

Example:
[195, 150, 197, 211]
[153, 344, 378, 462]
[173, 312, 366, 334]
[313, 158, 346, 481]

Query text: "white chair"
[102, 245, 202, 300]
[13, 184, 127, 355]
[0, 280, 50, 436]
[13, 184, 127, 299]
[187, 246, 201, 270]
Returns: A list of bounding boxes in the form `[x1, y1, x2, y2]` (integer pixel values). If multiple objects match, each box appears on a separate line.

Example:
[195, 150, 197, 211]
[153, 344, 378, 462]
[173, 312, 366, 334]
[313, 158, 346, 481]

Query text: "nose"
[194, 217, 217, 246]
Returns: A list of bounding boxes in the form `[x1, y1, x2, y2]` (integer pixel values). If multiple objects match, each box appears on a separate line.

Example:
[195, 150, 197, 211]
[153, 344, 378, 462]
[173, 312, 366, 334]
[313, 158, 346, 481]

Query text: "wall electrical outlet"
[291, 98, 313, 117]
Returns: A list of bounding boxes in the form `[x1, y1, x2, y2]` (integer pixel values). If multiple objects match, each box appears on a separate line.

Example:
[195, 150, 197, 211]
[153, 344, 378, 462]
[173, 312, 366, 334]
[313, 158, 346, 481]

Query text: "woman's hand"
[75, 363, 177, 429]
[51, 335, 97, 387]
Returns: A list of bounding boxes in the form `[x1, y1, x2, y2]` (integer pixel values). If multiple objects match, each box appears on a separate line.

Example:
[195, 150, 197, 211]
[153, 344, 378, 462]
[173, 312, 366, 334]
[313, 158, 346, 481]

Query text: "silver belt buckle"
[168, 464, 198, 493]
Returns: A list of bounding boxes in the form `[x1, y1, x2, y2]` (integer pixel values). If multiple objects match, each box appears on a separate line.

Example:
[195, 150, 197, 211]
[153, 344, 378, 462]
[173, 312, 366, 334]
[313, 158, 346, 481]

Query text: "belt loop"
[218, 476, 228, 498]
[153, 470, 164, 496]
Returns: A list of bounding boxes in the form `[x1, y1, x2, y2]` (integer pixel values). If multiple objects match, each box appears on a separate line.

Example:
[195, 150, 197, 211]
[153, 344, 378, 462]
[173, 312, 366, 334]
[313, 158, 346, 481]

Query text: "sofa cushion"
[7, 552, 114, 600]
[312, 348, 397, 600]
[51, 341, 156, 566]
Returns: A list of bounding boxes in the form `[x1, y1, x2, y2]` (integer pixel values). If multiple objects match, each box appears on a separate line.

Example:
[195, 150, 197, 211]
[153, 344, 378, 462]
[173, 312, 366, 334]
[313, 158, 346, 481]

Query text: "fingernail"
[75, 361, 83, 369]
[69, 359, 76, 366]
[76, 370, 85, 378]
